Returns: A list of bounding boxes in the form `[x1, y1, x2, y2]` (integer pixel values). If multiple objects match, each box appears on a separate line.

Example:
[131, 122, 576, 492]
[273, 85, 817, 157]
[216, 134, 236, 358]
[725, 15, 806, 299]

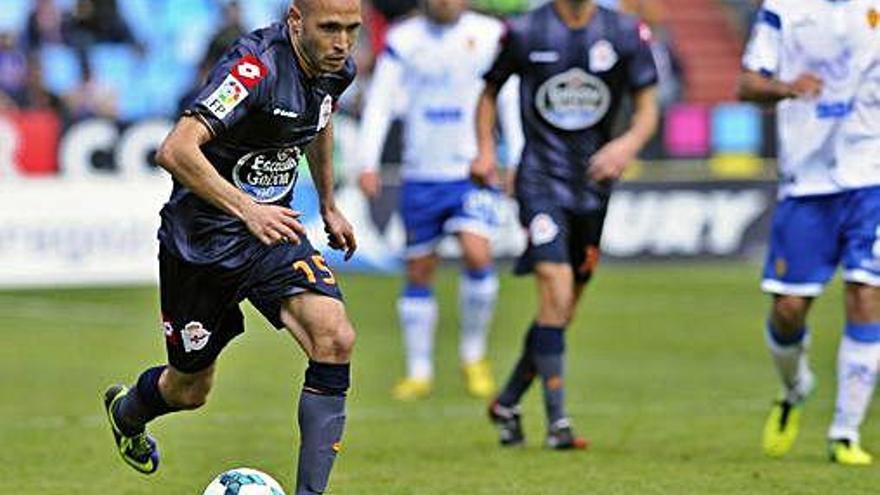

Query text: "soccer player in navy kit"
[472, 0, 658, 449]
[101, 0, 361, 493]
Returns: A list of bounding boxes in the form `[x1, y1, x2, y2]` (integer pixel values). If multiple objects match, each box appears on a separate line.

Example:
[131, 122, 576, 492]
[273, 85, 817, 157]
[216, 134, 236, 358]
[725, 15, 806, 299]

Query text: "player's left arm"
[588, 85, 658, 183]
[305, 122, 357, 260]
[590, 18, 659, 183]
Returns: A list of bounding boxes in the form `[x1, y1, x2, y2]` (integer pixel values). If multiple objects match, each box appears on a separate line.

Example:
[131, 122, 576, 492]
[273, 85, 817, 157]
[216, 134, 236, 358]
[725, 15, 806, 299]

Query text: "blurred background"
[0, 0, 775, 287]
[6, 3, 880, 494]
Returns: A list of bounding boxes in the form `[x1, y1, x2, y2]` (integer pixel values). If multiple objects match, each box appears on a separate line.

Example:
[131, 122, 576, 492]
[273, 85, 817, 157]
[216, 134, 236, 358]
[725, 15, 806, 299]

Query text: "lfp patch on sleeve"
[203, 74, 249, 120]
[202, 55, 268, 120]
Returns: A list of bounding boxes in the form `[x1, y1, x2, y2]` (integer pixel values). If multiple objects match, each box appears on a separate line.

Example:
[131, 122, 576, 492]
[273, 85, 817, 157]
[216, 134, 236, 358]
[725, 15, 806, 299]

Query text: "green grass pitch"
[1, 263, 878, 494]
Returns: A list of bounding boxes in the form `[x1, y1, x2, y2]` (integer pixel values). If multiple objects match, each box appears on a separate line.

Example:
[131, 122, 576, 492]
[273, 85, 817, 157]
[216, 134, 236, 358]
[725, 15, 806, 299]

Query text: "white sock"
[828, 327, 880, 443]
[765, 324, 814, 404]
[459, 269, 499, 365]
[397, 289, 438, 381]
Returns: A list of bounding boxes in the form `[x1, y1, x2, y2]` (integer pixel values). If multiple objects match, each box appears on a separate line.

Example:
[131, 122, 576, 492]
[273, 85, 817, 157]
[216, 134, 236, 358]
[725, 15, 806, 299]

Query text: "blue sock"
[530, 325, 567, 427]
[113, 365, 178, 436]
[497, 323, 539, 407]
[296, 361, 349, 495]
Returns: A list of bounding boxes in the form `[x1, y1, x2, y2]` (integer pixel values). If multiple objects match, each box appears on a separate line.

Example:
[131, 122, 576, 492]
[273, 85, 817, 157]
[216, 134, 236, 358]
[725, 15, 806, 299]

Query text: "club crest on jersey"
[233, 147, 301, 202]
[530, 213, 559, 246]
[317, 94, 333, 131]
[181, 321, 211, 353]
[869, 8, 880, 29]
[204, 75, 248, 120]
[589, 40, 618, 72]
[535, 68, 611, 131]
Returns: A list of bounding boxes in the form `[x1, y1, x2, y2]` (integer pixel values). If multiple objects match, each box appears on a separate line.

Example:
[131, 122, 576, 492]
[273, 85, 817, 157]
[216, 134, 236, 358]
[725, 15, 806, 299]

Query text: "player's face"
[425, 0, 468, 24]
[291, 0, 361, 74]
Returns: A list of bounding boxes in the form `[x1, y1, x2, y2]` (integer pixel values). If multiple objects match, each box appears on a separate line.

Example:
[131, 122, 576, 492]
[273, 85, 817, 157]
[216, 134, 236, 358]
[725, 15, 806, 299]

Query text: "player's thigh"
[279, 292, 356, 363]
[159, 247, 246, 374]
[244, 240, 351, 362]
[400, 181, 451, 259]
[761, 195, 843, 297]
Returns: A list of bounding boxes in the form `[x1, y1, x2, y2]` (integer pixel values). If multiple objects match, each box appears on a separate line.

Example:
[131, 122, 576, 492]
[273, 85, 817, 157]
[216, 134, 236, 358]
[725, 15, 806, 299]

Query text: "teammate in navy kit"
[101, 0, 361, 493]
[472, 0, 658, 449]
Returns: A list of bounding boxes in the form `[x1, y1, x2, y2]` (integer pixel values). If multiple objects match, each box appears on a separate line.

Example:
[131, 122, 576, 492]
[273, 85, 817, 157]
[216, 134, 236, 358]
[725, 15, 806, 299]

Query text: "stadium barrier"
[0, 113, 777, 287]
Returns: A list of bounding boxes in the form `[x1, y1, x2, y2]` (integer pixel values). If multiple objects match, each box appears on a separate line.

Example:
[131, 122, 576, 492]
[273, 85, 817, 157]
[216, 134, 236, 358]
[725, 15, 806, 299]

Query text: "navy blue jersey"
[484, 4, 657, 211]
[158, 23, 356, 266]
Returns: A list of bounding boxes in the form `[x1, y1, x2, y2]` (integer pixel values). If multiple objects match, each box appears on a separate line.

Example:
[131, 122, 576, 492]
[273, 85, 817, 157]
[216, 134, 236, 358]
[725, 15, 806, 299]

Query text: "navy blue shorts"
[514, 198, 606, 284]
[159, 237, 343, 373]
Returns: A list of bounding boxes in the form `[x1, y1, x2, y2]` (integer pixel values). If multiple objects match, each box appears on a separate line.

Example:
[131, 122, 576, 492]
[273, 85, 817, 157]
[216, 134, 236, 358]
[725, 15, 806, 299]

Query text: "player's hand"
[241, 203, 307, 246]
[358, 170, 382, 199]
[322, 207, 358, 260]
[588, 135, 640, 183]
[788, 73, 823, 99]
[470, 152, 498, 187]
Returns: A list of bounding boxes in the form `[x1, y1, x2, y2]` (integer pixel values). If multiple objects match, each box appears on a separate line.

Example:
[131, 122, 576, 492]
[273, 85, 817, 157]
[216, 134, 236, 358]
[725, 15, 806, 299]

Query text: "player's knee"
[771, 296, 810, 332]
[311, 317, 356, 363]
[331, 321, 356, 361]
[540, 292, 575, 326]
[845, 283, 880, 323]
[406, 261, 435, 286]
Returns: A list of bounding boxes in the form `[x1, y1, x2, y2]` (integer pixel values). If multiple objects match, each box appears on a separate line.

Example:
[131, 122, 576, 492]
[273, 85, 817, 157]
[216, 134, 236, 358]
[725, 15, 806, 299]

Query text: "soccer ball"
[202, 467, 286, 495]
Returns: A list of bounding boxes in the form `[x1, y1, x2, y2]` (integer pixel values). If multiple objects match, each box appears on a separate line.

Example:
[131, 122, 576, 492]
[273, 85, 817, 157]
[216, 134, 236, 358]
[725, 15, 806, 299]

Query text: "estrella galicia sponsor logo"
[181, 321, 211, 353]
[535, 68, 611, 131]
[233, 147, 301, 202]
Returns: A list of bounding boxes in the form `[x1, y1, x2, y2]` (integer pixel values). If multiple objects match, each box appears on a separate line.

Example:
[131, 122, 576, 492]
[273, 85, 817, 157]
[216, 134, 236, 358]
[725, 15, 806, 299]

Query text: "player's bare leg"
[393, 253, 439, 400]
[827, 283, 880, 465]
[458, 231, 499, 398]
[104, 364, 214, 474]
[280, 292, 355, 495]
[762, 295, 815, 457]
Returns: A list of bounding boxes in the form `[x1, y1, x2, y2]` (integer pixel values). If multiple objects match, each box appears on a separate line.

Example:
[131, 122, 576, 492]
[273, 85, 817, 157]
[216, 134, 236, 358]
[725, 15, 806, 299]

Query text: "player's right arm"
[737, 1, 823, 104]
[156, 117, 306, 246]
[356, 42, 406, 199]
[472, 82, 501, 187]
[472, 22, 520, 188]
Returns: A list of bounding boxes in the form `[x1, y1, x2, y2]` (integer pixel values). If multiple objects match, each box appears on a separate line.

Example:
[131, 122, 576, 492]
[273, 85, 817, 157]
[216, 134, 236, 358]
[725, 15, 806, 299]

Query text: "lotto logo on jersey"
[204, 74, 249, 120]
[231, 55, 267, 88]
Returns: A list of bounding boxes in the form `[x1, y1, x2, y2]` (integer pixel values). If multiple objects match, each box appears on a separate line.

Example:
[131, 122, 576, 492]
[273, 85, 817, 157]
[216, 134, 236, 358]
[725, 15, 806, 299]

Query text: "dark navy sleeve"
[623, 19, 658, 90]
[483, 22, 521, 88]
[186, 42, 271, 136]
